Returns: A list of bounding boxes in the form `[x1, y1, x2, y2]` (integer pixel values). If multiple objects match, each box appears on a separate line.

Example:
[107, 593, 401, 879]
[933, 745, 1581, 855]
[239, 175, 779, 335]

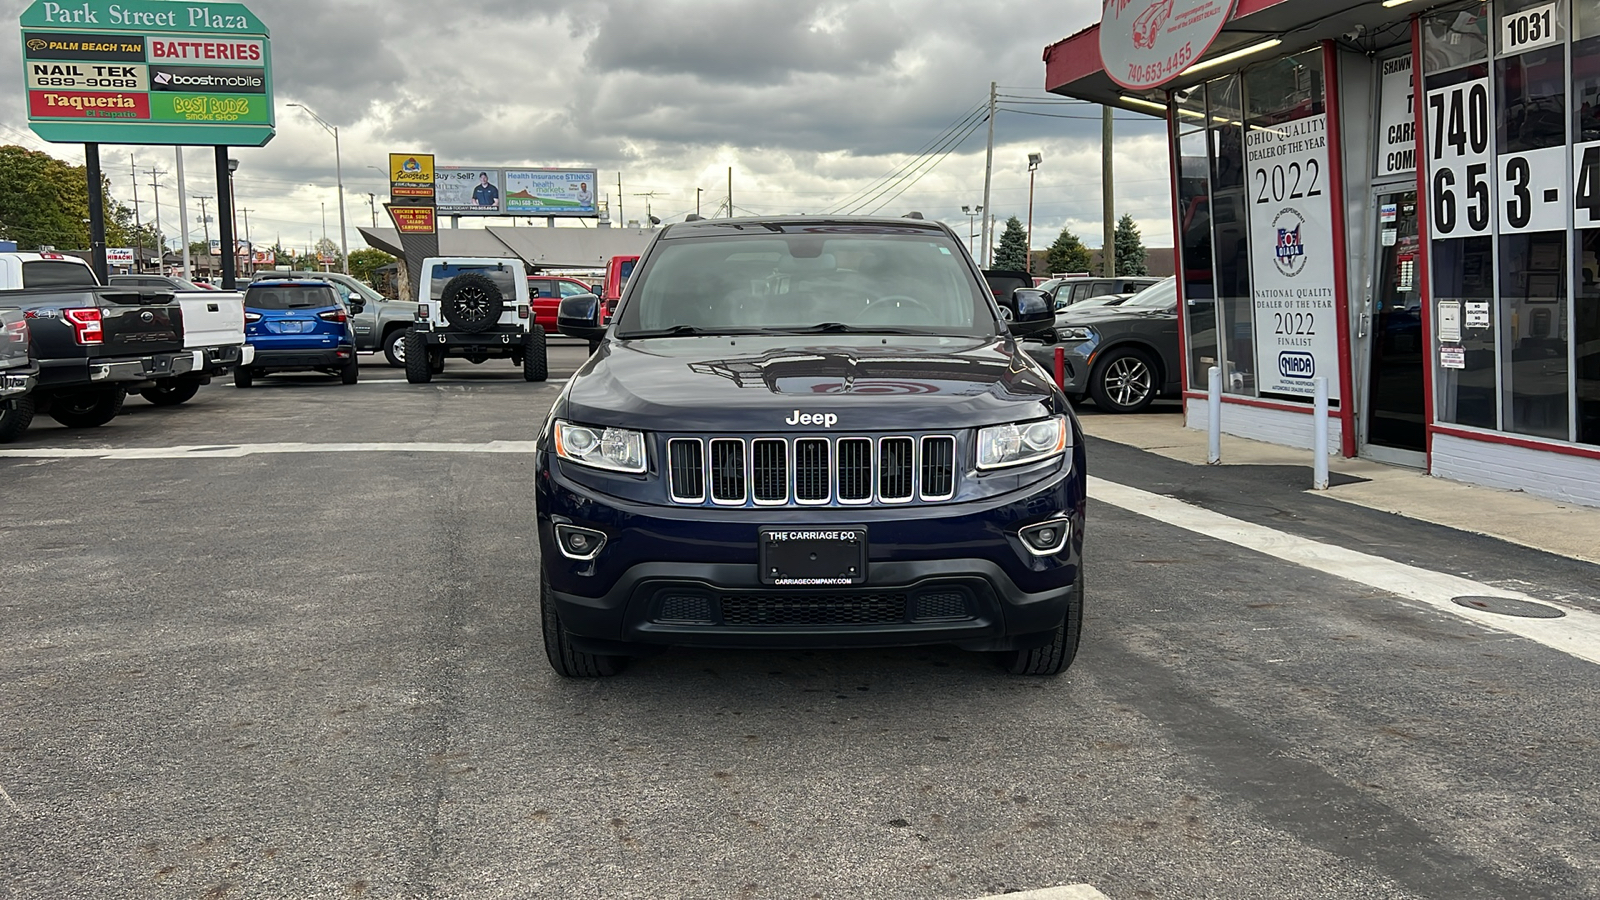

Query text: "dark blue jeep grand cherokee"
[538, 216, 1086, 677]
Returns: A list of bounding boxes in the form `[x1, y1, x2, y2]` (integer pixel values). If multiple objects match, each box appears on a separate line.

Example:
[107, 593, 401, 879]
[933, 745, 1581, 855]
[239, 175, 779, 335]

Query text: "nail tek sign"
[20, 0, 274, 146]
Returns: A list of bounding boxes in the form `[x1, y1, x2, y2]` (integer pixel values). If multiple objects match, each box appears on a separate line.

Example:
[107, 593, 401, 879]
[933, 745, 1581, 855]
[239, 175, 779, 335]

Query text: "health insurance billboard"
[504, 168, 598, 217]
[19, 0, 273, 147]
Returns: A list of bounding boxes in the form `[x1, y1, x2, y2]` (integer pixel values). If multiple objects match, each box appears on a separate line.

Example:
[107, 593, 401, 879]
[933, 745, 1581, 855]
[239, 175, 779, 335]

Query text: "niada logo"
[1271, 207, 1308, 277]
[1278, 351, 1315, 379]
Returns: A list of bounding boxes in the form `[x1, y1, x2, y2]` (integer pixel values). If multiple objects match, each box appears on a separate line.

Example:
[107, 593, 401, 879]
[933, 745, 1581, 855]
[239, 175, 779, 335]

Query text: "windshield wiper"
[762, 323, 939, 335]
[623, 325, 764, 338]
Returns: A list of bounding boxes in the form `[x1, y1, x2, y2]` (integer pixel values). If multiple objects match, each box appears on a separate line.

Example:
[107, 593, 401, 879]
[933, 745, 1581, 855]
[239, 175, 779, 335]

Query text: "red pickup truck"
[526, 275, 599, 331]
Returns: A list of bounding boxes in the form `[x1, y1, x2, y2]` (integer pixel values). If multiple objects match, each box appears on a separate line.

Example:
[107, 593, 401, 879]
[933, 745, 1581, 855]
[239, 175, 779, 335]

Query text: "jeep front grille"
[665, 434, 958, 506]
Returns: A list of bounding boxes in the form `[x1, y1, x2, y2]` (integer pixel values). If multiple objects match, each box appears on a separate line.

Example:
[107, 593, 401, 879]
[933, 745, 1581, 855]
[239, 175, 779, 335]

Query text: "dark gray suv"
[1043, 276, 1163, 310]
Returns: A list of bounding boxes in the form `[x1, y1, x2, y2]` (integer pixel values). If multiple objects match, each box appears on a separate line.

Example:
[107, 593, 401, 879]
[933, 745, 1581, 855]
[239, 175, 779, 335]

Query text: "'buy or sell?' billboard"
[19, 0, 273, 147]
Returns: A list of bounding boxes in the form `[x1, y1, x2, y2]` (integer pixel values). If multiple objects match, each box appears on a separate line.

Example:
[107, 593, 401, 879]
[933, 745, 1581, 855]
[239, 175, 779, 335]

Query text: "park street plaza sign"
[1098, 0, 1236, 91]
[19, 0, 273, 147]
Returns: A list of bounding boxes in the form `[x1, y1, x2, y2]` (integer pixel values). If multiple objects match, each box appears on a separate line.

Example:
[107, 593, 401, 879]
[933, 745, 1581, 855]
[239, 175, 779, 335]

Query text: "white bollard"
[1312, 376, 1329, 490]
[1206, 366, 1222, 465]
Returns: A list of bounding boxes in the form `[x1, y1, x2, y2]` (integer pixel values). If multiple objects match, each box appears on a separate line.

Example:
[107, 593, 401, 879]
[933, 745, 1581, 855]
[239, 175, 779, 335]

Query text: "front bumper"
[1024, 342, 1092, 393]
[536, 452, 1086, 653]
[249, 345, 355, 370]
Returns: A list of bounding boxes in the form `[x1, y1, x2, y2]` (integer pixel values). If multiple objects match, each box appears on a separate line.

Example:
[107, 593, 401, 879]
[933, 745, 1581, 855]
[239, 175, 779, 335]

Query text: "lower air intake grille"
[912, 590, 971, 621]
[720, 594, 907, 626]
[657, 594, 715, 624]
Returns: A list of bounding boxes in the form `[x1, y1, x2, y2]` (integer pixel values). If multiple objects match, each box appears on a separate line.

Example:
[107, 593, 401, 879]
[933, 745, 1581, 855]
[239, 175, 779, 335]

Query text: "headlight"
[1057, 326, 1095, 342]
[554, 420, 647, 473]
[976, 416, 1069, 470]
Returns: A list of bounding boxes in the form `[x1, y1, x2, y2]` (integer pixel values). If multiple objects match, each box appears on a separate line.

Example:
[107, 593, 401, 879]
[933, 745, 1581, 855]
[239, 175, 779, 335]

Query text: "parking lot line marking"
[968, 887, 1109, 900]
[0, 441, 540, 459]
[0, 781, 20, 816]
[1089, 476, 1600, 667]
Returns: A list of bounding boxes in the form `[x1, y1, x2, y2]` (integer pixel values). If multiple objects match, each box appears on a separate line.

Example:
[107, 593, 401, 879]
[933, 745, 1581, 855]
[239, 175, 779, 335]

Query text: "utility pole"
[195, 194, 212, 278]
[146, 166, 166, 272]
[367, 192, 376, 226]
[175, 148, 191, 279]
[130, 154, 143, 273]
[981, 81, 996, 267]
[633, 191, 663, 226]
[727, 167, 733, 218]
[240, 207, 253, 275]
[616, 172, 624, 225]
[1102, 105, 1115, 277]
[696, 187, 703, 217]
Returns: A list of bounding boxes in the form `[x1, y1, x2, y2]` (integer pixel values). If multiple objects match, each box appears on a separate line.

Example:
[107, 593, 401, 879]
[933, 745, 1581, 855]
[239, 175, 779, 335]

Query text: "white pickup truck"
[0, 252, 251, 406]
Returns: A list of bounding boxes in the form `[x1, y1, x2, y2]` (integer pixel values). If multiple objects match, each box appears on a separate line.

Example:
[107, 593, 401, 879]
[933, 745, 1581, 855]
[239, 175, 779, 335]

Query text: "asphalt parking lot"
[2, 341, 1598, 900]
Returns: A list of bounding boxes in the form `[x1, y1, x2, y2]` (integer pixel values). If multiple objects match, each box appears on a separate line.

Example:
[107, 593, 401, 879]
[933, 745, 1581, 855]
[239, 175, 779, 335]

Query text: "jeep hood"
[561, 335, 1059, 432]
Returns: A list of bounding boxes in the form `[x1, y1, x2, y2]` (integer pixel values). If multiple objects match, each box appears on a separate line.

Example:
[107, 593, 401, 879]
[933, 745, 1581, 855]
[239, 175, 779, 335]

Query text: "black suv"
[538, 216, 1087, 677]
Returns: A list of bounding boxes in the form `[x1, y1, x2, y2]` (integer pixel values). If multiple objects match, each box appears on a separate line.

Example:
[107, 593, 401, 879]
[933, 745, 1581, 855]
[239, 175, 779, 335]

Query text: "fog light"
[554, 524, 607, 561]
[1019, 518, 1070, 555]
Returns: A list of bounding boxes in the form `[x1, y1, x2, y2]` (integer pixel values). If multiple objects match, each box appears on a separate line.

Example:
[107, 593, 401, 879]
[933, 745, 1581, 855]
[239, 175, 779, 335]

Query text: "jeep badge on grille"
[785, 410, 837, 427]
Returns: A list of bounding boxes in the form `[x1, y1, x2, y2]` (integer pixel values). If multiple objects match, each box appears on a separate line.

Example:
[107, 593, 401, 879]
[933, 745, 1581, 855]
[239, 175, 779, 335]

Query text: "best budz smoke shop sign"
[19, 1, 273, 147]
[1099, 0, 1236, 90]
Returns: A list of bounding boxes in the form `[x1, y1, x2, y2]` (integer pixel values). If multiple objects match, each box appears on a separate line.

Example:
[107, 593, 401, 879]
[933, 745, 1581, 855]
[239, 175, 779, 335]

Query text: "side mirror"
[558, 292, 606, 340]
[1008, 288, 1054, 337]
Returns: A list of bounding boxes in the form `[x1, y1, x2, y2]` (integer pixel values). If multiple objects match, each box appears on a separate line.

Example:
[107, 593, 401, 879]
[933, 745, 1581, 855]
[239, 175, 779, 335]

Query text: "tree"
[1114, 213, 1148, 276]
[347, 248, 395, 284]
[1, 145, 163, 257]
[993, 216, 1029, 271]
[1046, 226, 1093, 275]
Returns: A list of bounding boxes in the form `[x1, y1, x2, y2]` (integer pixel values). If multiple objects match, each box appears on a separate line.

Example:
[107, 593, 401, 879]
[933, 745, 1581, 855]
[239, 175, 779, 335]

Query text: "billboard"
[436, 167, 503, 215]
[504, 168, 598, 217]
[19, 0, 273, 147]
[106, 247, 133, 264]
[389, 153, 434, 199]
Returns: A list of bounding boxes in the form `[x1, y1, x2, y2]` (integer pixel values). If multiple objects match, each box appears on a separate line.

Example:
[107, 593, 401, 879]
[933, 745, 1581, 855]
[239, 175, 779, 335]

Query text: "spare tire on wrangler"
[440, 272, 505, 334]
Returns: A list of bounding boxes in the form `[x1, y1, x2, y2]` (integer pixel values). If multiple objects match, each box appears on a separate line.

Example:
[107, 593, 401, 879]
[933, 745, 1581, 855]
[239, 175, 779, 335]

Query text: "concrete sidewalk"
[1079, 409, 1600, 566]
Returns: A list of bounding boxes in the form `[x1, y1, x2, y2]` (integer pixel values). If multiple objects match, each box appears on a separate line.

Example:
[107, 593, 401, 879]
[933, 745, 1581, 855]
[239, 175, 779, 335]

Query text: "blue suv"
[539, 216, 1084, 678]
[236, 280, 359, 388]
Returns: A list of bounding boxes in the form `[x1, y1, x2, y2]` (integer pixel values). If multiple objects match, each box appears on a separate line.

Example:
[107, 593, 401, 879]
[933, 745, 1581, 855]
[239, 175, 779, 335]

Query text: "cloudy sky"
[2, 0, 1174, 258]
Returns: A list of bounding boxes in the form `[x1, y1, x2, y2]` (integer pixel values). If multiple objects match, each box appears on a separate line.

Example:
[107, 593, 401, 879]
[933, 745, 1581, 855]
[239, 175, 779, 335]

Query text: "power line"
[860, 113, 990, 215]
[837, 106, 989, 215]
[822, 100, 986, 214]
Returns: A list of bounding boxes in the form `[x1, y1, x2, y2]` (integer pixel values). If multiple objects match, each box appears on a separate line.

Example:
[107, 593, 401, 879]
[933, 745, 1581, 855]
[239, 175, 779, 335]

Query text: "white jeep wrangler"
[405, 257, 547, 384]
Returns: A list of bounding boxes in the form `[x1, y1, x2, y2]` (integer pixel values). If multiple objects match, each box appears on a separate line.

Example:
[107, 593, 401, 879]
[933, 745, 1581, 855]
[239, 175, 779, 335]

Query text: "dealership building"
[1045, 0, 1600, 506]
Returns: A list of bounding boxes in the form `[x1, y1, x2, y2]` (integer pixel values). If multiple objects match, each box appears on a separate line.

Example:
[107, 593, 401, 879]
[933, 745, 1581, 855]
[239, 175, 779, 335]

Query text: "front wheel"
[998, 564, 1083, 676]
[382, 328, 408, 367]
[541, 572, 627, 677]
[1089, 346, 1158, 414]
[140, 380, 200, 406]
[48, 389, 126, 429]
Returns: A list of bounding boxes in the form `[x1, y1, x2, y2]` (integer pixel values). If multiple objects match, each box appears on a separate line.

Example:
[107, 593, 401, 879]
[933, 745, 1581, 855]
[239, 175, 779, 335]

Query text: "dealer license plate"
[759, 527, 867, 586]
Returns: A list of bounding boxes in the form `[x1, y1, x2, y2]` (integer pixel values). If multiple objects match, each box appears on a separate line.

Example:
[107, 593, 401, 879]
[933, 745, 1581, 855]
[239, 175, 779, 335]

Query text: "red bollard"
[1053, 346, 1066, 391]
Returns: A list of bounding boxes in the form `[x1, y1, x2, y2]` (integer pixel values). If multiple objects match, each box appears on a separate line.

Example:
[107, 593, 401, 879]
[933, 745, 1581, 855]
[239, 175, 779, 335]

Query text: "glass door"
[1362, 190, 1427, 460]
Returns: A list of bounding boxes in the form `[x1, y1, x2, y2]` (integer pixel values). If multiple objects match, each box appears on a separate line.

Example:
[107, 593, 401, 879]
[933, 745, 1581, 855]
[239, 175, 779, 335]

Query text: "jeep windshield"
[615, 233, 996, 339]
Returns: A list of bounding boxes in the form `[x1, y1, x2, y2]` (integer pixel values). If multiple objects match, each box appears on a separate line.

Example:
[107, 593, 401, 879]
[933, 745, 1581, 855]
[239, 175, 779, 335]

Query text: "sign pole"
[84, 143, 108, 284]
[214, 146, 237, 290]
[176, 148, 191, 280]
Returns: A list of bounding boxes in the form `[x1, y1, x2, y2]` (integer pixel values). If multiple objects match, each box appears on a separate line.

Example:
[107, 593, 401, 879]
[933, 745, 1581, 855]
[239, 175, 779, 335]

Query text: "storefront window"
[1209, 75, 1255, 395]
[1495, 0, 1567, 55]
[1500, 232, 1569, 438]
[1495, 47, 1567, 152]
[1434, 237, 1498, 428]
[1175, 84, 1217, 387]
[1579, 0, 1600, 39]
[1579, 230, 1600, 444]
[1244, 50, 1325, 124]
[1423, 2, 1490, 73]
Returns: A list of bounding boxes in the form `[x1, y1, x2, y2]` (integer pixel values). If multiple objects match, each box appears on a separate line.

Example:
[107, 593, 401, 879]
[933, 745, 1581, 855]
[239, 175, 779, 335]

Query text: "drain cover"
[1450, 596, 1565, 618]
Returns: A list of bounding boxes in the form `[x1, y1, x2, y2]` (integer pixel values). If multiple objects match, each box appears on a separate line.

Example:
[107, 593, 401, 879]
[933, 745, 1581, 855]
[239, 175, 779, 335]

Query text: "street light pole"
[195, 195, 213, 279]
[961, 204, 982, 256]
[289, 103, 350, 274]
[1026, 152, 1043, 277]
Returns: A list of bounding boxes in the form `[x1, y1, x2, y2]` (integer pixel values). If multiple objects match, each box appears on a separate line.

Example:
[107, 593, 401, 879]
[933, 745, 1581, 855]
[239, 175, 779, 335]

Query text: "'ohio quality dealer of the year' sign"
[19, 0, 273, 147]
[1245, 113, 1340, 401]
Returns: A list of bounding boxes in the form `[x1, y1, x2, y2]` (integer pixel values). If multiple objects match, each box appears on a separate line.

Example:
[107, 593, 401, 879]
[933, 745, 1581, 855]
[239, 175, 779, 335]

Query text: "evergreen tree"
[1114, 213, 1148, 276]
[1045, 226, 1093, 275]
[993, 216, 1029, 271]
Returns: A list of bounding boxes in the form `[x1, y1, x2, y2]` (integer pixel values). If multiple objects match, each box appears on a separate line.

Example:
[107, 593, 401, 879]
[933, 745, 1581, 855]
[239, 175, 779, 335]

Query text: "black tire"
[404, 332, 431, 384]
[1088, 346, 1158, 414]
[999, 564, 1083, 676]
[234, 367, 254, 389]
[522, 326, 548, 382]
[340, 357, 360, 385]
[439, 272, 505, 334]
[541, 572, 627, 677]
[48, 389, 125, 429]
[0, 396, 35, 443]
[382, 328, 409, 367]
[139, 381, 200, 406]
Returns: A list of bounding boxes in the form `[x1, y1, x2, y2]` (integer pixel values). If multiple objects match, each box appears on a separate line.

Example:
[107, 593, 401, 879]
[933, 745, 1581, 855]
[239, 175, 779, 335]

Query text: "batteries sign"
[18, 0, 273, 147]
